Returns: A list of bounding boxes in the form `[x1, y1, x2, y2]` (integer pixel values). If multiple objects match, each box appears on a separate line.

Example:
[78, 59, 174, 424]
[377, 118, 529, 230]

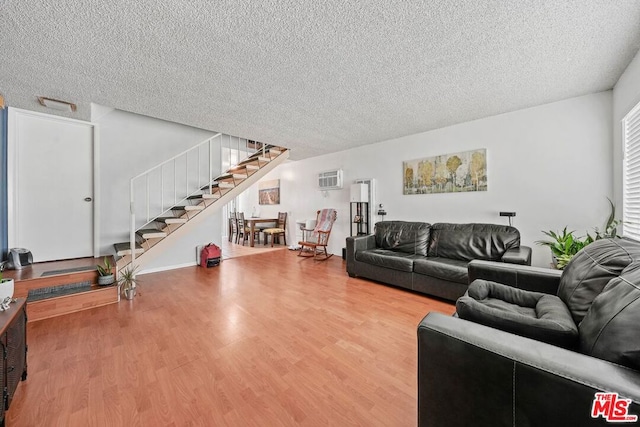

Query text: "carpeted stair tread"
[201, 182, 221, 190]
[200, 193, 221, 199]
[136, 228, 167, 239]
[215, 173, 234, 181]
[155, 216, 187, 224]
[229, 163, 259, 172]
[114, 242, 144, 256]
[173, 205, 204, 211]
[246, 145, 277, 158]
[244, 146, 284, 161]
[237, 157, 262, 166]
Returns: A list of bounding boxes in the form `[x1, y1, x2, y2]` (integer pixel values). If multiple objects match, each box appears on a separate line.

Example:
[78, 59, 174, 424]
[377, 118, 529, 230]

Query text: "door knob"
[84, 197, 93, 202]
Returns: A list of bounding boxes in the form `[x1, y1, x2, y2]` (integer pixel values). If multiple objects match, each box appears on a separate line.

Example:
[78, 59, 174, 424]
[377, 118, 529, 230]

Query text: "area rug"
[27, 281, 93, 302]
[41, 266, 97, 277]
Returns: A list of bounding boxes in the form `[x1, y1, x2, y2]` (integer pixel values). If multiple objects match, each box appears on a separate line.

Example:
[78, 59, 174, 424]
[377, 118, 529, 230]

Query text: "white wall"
[93, 107, 223, 270]
[245, 92, 614, 267]
[613, 49, 640, 212]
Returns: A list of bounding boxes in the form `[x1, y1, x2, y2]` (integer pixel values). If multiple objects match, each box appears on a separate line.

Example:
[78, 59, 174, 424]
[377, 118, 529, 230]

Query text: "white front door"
[8, 109, 96, 262]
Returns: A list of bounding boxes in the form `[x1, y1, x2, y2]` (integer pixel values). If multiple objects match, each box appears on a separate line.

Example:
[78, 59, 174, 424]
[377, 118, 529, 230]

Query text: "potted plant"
[537, 198, 622, 269]
[591, 198, 621, 240]
[536, 227, 592, 269]
[118, 264, 140, 300]
[0, 261, 14, 302]
[96, 257, 115, 286]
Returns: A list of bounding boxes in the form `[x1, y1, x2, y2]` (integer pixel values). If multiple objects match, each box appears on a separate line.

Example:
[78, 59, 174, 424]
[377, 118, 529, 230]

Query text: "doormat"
[41, 266, 97, 277]
[27, 281, 92, 302]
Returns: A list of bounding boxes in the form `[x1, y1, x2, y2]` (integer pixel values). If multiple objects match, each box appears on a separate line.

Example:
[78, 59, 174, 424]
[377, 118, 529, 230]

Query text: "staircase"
[114, 140, 289, 272]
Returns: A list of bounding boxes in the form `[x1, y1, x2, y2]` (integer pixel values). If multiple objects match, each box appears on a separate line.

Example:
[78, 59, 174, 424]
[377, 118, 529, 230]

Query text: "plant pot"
[98, 274, 115, 286]
[0, 279, 13, 301]
[123, 287, 136, 300]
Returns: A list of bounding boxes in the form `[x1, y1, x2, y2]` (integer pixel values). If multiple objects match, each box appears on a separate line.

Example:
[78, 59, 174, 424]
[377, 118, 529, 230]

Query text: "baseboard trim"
[138, 261, 197, 275]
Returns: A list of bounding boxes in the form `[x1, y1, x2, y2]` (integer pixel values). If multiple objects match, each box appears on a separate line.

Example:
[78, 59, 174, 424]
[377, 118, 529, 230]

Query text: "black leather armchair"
[417, 312, 640, 427]
[418, 238, 640, 426]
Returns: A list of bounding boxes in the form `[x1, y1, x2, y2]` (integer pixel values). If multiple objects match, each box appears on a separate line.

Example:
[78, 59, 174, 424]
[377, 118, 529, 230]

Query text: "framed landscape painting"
[259, 179, 280, 205]
[403, 149, 487, 195]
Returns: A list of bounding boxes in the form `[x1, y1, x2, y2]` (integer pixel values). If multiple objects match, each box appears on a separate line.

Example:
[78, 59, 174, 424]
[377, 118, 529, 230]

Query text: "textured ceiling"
[2, 1, 640, 160]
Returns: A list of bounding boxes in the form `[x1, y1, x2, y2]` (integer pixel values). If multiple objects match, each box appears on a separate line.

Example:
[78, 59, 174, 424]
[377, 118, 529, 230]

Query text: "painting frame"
[402, 148, 487, 195]
[258, 179, 280, 205]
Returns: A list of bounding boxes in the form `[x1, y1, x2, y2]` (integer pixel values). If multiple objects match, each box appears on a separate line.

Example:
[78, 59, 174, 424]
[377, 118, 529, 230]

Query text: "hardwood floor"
[7, 251, 455, 426]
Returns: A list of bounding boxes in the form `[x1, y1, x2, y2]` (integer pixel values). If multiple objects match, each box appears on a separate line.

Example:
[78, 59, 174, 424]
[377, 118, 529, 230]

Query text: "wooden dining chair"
[263, 212, 287, 247]
[298, 209, 337, 260]
[237, 212, 260, 245]
[229, 212, 237, 242]
[236, 212, 247, 245]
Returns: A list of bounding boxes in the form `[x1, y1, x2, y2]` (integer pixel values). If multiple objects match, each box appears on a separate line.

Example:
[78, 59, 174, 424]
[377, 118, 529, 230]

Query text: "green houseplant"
[118, 264, 140, 300]
[536, 227, 592, 269]
[537, 199, 621, 269]
[96, 257, 115, 286]
[590, 198, 621, 240]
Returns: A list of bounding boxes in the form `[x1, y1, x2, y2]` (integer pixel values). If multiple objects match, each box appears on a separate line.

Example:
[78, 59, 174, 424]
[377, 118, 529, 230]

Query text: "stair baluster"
[114, 139, 289, 272]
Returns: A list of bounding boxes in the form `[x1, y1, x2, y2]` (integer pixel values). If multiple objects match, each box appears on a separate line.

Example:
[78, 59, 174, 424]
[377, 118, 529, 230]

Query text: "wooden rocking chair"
[298, 209, 337, 260]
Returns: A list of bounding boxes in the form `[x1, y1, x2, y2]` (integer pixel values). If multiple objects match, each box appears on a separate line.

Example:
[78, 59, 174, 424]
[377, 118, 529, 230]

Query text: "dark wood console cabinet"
[0, 299, 27, 427]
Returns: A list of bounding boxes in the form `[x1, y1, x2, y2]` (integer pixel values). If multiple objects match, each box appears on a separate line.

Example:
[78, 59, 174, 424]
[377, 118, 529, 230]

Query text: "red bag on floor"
[200, 243, 221, 268]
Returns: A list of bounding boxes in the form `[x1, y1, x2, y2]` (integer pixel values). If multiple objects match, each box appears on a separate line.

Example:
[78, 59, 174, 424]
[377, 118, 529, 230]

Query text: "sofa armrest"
[418, 313, 640, 427]
[468, 260, 562, 294]
[346, 235, 376, 274]
[501, 246, 532, 265]
[346, 234, 376, 252]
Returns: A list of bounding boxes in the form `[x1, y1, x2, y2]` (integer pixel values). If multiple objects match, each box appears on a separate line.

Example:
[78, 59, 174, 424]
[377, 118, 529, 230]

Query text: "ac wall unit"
[318, 169, 343, 190]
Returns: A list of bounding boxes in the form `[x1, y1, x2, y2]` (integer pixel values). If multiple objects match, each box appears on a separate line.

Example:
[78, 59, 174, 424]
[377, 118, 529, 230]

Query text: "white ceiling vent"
[318, 169, 343, 190]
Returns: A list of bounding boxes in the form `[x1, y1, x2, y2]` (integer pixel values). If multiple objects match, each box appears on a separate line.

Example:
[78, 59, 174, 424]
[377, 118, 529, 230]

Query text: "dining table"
[245, 217, 278, 247]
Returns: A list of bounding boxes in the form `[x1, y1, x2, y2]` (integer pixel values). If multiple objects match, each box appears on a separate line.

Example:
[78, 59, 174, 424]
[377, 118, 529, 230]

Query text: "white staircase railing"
[125, 134, 277, 265]
[128, 133, 222, 265]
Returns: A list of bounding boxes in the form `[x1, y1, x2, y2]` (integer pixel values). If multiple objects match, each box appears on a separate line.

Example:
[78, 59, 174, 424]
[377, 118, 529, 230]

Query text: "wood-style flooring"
[7, 250, 455, 426]
[220, 239, 289, 260]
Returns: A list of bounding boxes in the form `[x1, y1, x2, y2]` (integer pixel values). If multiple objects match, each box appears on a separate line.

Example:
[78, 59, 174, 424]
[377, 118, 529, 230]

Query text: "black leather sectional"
[346, 221, 531, 301]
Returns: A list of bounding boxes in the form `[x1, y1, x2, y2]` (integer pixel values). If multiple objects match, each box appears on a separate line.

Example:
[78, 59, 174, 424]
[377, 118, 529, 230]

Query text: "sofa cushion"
[558, 238, 640, 324]
[413, 257, 468, 284]
[579, 262, 640, 370]
[428, 223, 520, 262]
[374, 221, 431, 256]
[457, 280, 579, 348]
[355, 249, 421, 273]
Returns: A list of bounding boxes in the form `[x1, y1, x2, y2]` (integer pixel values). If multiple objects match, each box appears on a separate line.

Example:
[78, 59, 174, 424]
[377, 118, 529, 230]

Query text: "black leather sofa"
[417, 238, 640, 427]
[346, 221, 531, 301]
